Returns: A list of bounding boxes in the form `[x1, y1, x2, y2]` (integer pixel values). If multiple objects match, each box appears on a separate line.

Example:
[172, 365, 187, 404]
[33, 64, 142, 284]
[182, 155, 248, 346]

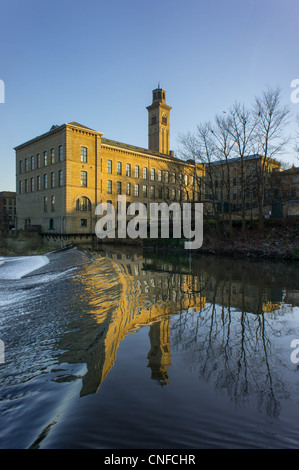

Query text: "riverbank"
[0, 219, 298, 260]
[200, 218, 299, 260]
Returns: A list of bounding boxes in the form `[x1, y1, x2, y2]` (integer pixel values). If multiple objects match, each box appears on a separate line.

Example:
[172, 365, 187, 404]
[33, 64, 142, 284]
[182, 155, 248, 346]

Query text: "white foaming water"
[0, 255, 49, 280]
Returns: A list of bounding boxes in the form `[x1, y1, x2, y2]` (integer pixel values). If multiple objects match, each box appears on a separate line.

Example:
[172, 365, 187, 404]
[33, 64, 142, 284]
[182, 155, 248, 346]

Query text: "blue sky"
[0, 0, 299, 191]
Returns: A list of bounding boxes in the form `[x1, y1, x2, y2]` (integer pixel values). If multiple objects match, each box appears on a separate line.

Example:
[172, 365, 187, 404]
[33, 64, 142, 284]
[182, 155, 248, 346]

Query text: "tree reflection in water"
[60, 245, 298, 419]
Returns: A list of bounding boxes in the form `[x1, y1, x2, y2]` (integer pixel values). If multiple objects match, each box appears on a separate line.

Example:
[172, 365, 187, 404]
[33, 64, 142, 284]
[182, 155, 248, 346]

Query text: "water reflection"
[58, 245, 298, 419]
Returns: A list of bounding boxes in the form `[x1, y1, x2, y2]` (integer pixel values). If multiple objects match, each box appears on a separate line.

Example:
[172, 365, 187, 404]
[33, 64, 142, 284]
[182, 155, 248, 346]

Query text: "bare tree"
[223, 102, 257, 231]
[178, 123, 222, 226]
[253, 87, 290, 227]
[211, 114, 235, 232]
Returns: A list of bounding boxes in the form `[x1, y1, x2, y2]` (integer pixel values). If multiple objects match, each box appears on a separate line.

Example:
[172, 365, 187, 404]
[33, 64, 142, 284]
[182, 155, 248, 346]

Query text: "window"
[107, 180, 112, 194]
[25, 158, 29, 172]
[134, 184, 139, 197]
[37, 175, 41, 191]
[184, 174, 188, 186]
[25, 179, 28, 193]
[31, 156, 35, 170]
[59, 146, 63, 162]
[126, 163, 131, 177]
[143, 167, 147, 179]
[172, 172, 176, 184]
[157, 186, 162, 198]
[143, 185, 147, 197]
[80, 219, 87, 227]
[51, 148, 55, 164]
[44, 151, 48, 166]
[115, 161, 121, 175]
[81, 146, 87, 163]
[172, 189, 176, 200]
[116, 181, 122, 195]
[81, 171, 87, 187]
[59, 170, 63, 187]
[51, 172, 55, 188]
[44, 196, 48, 212]
[158, 170, 162, 182]
[162, 114, 167, 125]
[37, 154, 41, 169]
[76, 197, 91, 211]
[126, 182, 131, 196]
[107, 200, 113, 213]
[31, 177, 34, 192]
[164, 171, 169, 183]
[150, 186, 155, 199]
[107, 160, 112, 174]
[19, 180, 23, 194]
[151, 169, 155, 181]
[135, 165, 139, 178]
[44, 174, 48, 189]
[51, 195, 55, 212]
[19, 161, 22, 174]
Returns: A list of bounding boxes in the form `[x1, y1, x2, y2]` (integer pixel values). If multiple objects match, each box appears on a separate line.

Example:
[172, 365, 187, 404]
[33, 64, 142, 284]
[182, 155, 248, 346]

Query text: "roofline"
[14, 122, 103, 151]
[101, 139, 189, 164]
[0, 191, 16, 196]
[205, 154, 281, 166]
[14, 124, 66, 151]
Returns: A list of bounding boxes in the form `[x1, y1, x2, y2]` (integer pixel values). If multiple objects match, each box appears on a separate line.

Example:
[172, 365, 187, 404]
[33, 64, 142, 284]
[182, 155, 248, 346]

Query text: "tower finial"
[158, 82, 160, 89]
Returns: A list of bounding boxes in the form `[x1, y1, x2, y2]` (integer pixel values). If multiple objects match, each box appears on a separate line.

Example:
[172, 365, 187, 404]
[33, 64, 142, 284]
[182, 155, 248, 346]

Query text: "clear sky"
[0, 0, 299, 191]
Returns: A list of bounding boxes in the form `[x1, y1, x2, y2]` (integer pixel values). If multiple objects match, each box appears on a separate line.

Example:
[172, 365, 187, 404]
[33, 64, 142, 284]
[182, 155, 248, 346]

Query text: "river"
[0, 245, 298, 449]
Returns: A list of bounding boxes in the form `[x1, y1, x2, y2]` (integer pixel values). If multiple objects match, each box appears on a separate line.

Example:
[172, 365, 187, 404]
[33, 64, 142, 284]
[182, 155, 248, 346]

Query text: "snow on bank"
[0, 255, 49, 280]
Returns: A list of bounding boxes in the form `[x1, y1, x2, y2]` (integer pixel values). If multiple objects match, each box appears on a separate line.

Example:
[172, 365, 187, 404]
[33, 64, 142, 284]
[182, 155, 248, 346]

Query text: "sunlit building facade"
[15, 87, 203, 234]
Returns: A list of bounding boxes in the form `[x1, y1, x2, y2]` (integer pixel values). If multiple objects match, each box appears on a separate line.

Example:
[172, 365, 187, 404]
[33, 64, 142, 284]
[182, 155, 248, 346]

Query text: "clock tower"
[146, 85, 172, 155]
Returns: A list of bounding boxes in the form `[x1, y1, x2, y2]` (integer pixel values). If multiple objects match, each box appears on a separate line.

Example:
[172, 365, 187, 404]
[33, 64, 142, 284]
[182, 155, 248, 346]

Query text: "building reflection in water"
[58, 244, 299, 417]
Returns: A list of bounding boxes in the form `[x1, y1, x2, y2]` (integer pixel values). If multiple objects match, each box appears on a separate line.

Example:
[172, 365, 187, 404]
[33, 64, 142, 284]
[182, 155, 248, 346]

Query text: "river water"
[0, 245, 298, 449]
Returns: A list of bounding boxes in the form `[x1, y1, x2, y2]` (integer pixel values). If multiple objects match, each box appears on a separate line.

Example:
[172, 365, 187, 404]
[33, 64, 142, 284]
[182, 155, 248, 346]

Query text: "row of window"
[106, 181, 184, 200]
[0, 198, 15, 206]
[20, 146, 64, 174]
[106, 161, 191, 185]
[1, 206, 16, 215]
[19, 170, 64, 193]
[19, 146, 89, 175]
[207, 188, 258, 201]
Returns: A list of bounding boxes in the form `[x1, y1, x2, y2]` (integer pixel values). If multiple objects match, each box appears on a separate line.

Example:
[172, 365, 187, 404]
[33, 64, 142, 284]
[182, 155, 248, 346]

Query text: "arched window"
[76, 197, 91, 211]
